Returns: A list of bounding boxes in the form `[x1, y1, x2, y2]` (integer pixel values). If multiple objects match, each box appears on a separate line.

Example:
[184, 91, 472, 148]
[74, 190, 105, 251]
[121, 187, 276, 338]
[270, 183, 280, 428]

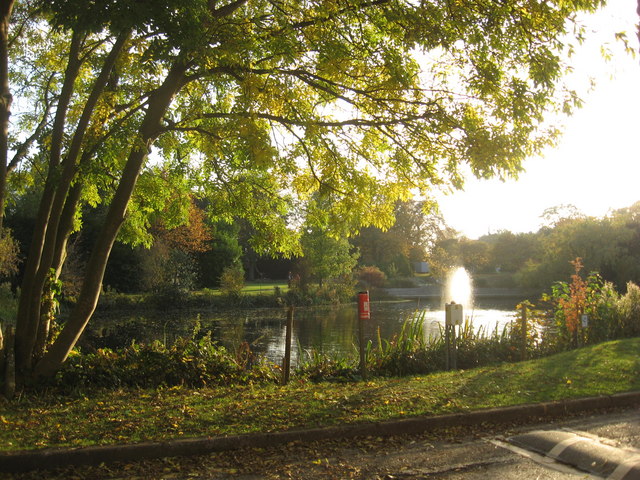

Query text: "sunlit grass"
[194, 282, 289, 297]
[2, 337, 639, 452]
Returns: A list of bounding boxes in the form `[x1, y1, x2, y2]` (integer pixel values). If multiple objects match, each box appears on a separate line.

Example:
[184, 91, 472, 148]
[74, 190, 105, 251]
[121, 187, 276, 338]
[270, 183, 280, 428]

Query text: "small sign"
[445, 303, 463, 326]
[581, 314, 589, 328]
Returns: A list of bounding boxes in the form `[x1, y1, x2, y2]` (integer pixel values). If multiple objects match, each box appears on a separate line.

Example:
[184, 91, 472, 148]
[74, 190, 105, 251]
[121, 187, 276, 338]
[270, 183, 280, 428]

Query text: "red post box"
[358, 291, 370, 320]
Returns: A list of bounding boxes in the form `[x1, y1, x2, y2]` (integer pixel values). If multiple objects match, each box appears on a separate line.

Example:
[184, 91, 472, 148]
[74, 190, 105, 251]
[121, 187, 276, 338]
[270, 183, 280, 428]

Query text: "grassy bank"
[95, 281, 291, 311]
[2, 337, 639, 452]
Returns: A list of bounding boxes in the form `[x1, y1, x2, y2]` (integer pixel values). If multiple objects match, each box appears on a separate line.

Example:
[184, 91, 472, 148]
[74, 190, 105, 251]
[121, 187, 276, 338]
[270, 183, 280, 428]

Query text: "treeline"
[429, 203, 640, 291]
[4, 198, 443, 300]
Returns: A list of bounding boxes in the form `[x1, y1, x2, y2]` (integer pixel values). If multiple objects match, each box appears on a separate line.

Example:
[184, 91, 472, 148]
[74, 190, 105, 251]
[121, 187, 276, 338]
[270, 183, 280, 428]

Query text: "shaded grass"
[2, 338, 639, 452]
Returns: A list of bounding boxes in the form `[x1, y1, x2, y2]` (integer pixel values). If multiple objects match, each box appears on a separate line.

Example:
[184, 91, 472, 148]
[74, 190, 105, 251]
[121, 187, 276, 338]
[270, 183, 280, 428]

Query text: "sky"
[435, 1, 640, 239]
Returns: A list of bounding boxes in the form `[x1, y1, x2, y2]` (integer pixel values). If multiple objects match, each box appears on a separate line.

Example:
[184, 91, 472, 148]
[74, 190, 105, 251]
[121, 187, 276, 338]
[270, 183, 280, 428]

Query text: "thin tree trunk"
[34, 60, 188, 379]
[52, 182, 83, 277]
[0, 0, 15, 231]
[14, 31, 84, 375]
[25, 32, 128, 366]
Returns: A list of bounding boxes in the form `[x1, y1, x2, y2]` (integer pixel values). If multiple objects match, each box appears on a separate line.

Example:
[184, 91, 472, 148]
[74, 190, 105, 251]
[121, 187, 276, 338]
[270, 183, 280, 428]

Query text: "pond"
[85, 296, 521, 367]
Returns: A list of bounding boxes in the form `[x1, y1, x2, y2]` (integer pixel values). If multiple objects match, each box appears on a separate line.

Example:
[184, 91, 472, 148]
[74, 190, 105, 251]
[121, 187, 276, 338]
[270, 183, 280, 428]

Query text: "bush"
[296, 349, 357, 382]
[615, 282, 640, 338]
[356, 266, 387, 289]
[219, 265, 245, 299]
[537, 260, 622, 351]
[0, 230, 19, 279]
[0, 282, 17, 325]
[54, 333, 279, 392]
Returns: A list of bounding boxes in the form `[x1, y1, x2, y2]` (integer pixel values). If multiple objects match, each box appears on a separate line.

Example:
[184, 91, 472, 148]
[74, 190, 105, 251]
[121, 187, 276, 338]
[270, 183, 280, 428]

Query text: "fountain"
[443, 267, 473, 311]
[442, 267, 474, 369]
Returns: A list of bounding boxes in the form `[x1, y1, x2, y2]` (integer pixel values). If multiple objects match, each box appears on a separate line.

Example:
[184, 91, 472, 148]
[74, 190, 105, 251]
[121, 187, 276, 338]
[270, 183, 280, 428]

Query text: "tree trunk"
[14, 31, 84, 375]
[14, 32, 129, 379]
[34, 60, 188, 379]
[0, 0, 14, 231]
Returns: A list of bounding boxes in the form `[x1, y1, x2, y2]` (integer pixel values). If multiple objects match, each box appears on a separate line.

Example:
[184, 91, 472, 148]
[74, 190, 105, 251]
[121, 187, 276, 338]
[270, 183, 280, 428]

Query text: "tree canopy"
[0, 0, 608, 384]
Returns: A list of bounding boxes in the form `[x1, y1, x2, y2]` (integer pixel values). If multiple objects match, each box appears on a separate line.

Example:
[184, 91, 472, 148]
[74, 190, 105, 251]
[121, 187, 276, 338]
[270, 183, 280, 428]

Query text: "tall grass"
[295, 311, 532, 382]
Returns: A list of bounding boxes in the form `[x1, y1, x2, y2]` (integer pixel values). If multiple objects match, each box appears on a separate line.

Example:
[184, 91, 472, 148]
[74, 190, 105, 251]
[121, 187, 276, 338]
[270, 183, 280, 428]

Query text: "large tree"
[0, 0, 608, 385]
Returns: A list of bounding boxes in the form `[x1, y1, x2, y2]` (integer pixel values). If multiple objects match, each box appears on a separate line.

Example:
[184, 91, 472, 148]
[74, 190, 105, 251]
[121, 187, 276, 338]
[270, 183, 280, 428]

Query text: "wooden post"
[445, 324, 451, 370]
[282, 306, 294, 385]
[451, 325, 457, 370]
[520, 303, 528, 361]
[358, 316, 366, 379]
[357, 291, 370, 380]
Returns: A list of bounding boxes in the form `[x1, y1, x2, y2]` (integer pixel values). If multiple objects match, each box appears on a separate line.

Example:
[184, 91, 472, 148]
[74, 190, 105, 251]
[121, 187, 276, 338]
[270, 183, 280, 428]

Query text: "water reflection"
[87, 297, 518, 366]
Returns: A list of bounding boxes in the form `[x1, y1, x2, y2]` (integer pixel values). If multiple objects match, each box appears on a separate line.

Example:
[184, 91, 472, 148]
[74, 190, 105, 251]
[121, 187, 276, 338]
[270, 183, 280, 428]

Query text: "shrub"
[53, 332, 279, 392]
[0, 230, 19, 279]
[219, 265, 245, 299]
[615, 282, 640, 338]
[538, 259, 621, 351]
[296, 349, 357, 382]
[356, 266, 387, 289]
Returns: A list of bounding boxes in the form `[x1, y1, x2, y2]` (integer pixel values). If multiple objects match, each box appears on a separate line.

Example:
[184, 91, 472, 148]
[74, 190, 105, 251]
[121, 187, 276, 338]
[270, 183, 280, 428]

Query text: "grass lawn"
[191, 281, 289, 298]
[1, 337, 639, 452]
[241, 281, 289, 295]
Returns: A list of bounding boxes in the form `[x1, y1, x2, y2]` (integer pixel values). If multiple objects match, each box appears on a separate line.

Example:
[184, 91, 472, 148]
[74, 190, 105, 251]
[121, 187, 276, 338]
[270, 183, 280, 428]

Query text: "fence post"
[520, 302, 528, 361]
[282, 306, 294, 385]
[358, 291, 370, 380]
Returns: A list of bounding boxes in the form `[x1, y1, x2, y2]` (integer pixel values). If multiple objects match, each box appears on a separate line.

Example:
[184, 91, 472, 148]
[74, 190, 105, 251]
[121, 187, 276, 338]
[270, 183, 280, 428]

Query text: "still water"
[86, 297, 519, 366]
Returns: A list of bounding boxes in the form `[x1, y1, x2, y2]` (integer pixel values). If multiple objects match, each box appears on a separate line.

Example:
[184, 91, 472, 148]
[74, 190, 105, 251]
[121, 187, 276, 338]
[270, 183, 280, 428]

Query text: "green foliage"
[300, 226, 359, 287]
[367, 314, 534, 377]
[352, 201, 450, 276]
[356, 266, 387, 289]
[536, 260, 622, 353]
[219, 265, 245, 300]
[613, 282, 640, 338]
[517, 204, 640, 290]
[0, 230, 19, 279]
[198, 221, 242, 288]
[368, 318, 443, 376]
[55, 333, 278, 391]
[0, 282, 17, 325]
[296, 349, 357, 383]
[5, 0, 614, 383]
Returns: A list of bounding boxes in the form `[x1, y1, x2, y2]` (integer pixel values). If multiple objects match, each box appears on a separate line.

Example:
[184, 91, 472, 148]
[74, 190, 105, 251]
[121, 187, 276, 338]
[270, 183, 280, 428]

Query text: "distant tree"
[142, 200, 212, 293]
[459, 239, 491, 273]
[540, 204, 586, 229]
[427, 236, 462, 278]
[518, 204, 640, 290]
[301, 228, 359, 287]
[219, 264, 245, 300]
[481, 231, 539, 273]
[353, 201, 451, 277]
[198, 221, 242, 288]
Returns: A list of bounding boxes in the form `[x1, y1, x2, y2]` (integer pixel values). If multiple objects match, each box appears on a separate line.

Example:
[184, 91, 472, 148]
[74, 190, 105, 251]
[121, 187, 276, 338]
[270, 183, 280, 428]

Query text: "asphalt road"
[8, 407, 639, 479]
